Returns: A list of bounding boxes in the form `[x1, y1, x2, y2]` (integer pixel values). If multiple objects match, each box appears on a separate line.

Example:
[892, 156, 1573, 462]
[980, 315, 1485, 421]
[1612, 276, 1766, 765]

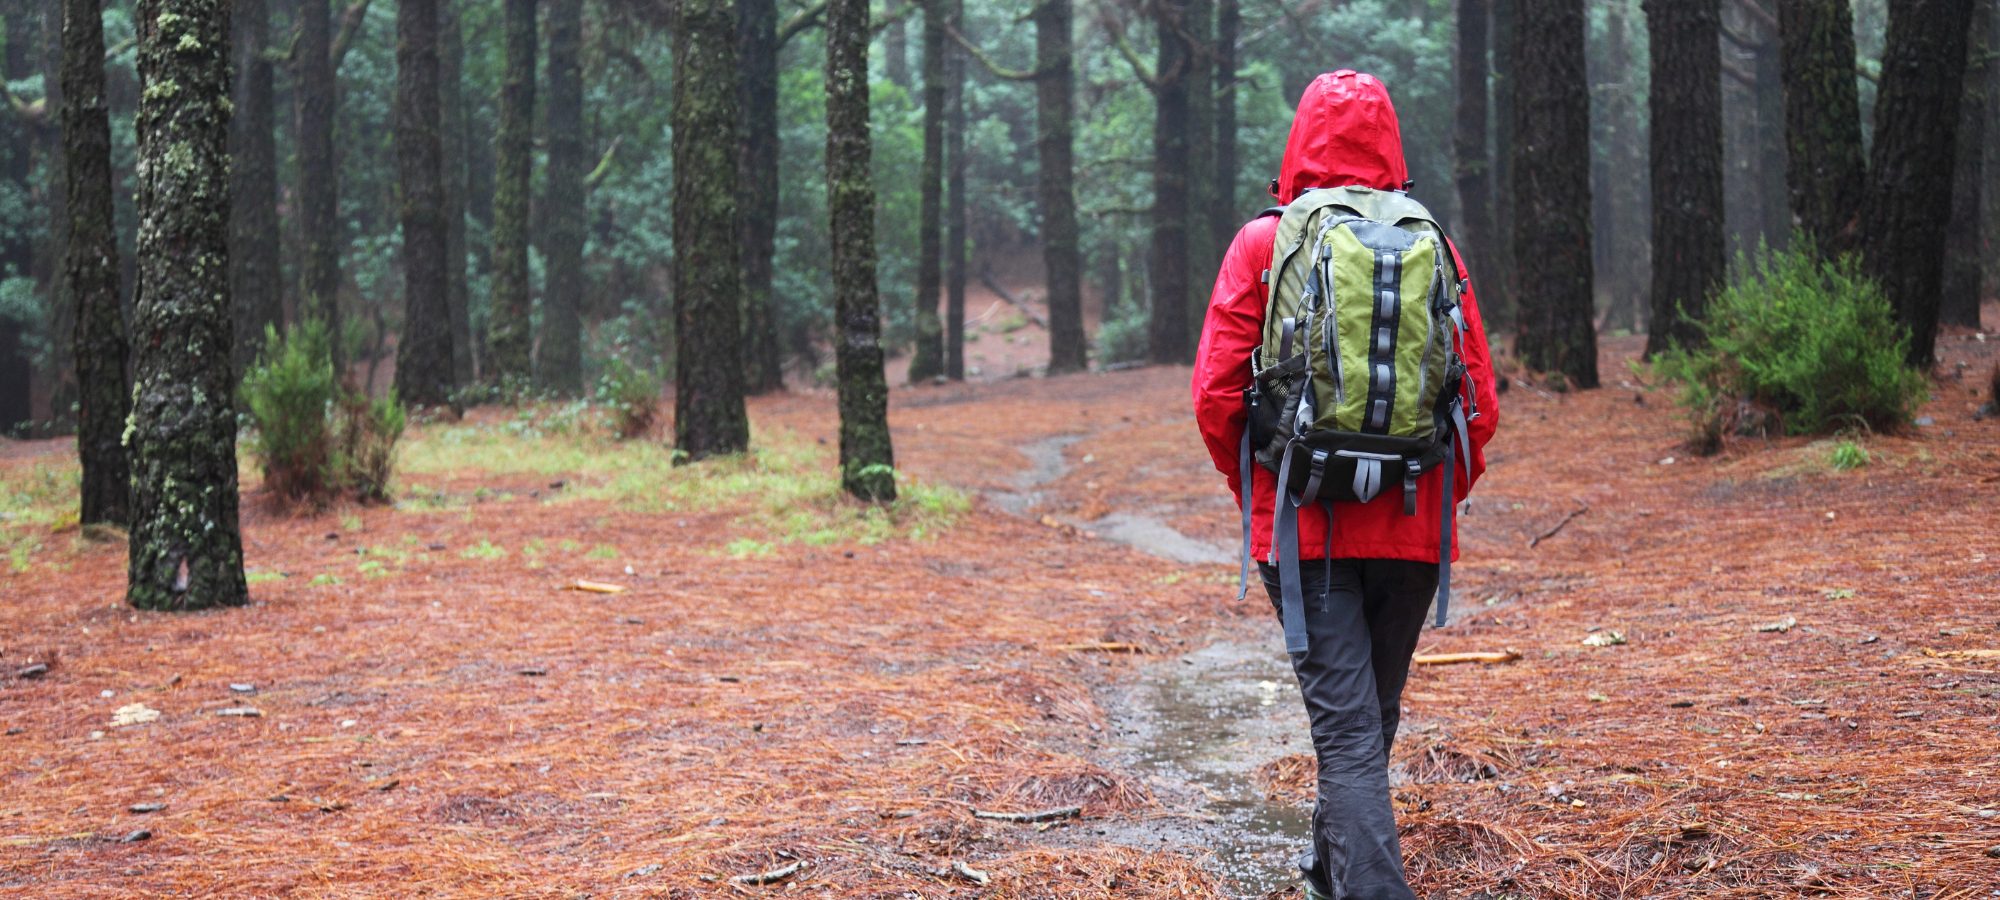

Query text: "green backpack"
[1236, 185, 1478, 652]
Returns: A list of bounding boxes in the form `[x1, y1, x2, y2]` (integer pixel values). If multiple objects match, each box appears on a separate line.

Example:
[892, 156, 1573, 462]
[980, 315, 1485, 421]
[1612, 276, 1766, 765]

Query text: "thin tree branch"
[778, 0, 831, 47]
[331, 0, 377, 71]
[946, 23, 1047, 81]
[585, 136, 625, 189]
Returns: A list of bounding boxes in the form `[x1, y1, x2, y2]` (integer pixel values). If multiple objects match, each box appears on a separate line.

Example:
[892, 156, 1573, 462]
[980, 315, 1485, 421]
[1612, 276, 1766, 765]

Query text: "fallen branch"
[972, 805, 1080, 823]
[730, 860, 803, 885]
[1048, 641, 1145, 654]
[947, 860, 990, 885]
[1412, 650, 1521, 666]
[1922, 648, 2000, 661]
[1528, 504, 1589, 548]
[977, 266, 1049, 328]
[568, 580, 627, 594]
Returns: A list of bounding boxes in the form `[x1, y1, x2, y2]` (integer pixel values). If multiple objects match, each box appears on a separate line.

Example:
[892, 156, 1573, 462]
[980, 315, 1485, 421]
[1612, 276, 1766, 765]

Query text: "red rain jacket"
[1192, 71, 1501, 564]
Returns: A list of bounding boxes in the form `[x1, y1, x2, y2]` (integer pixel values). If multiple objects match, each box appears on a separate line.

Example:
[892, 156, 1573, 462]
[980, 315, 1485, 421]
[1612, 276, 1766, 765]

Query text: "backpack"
[1234, 185, 1479, 653]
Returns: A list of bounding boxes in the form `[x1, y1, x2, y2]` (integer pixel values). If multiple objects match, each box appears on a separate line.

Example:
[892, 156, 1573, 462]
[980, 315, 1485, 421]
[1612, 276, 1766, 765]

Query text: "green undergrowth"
[398, 418, 968, 548]
[0, 462, 78, 572]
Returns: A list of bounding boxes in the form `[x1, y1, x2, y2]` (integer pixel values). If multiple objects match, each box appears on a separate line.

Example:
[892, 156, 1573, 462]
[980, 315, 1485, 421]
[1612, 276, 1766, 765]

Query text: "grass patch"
[1828, 441, 1870, 471]
[1, 461, 79, 572]
[459, 540, 507, 561]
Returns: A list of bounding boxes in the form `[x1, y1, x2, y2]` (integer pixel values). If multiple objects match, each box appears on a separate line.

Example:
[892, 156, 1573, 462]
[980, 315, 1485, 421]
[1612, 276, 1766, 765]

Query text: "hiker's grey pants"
[1260, 559, 1435, 900]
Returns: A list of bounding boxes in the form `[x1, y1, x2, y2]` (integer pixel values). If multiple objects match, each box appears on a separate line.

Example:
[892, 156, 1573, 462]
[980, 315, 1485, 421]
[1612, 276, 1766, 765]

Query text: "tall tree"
[825, 0, 895, 500]
[905, 0, 946, 382]
[1860, 0, 1975, 368]
[1941, 0, 1992, 329]
[487, 0, 537, 385]
[1486, 0, 1518, 330]
[1181, 0, 1216, 357]
[127, 0, 248, 610]
[230, 0, 282, 376]
[540, 0, 585, 394]
[1214, 0, 1238, 233]
[1145, 0, 1192, 364]
[297, 0, 342, 370]
[393, 0, 453, 406]
[672, 0, 749, 460]
[1453, 0, 1495, 314]
[63, 0, 128, 526]
[440, 0, 474, 386]
[1511, 0, 1597, 387]
[738, 0, 787, 392]
[943, 0, 968, 380]
[1643, 0, 1725, 355]
[1776, 0, 1865, 253]
[1038, 0, 1086, 374]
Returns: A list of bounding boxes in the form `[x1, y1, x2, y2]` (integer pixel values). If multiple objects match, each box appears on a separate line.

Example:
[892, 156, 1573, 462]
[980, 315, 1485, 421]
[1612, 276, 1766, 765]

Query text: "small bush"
[241, 322, 405, 505]
[336, 389, 406, 502]
[1094, 301, 1148, 367]
[592, 355, 660, 440]
[1828, 440, 1870, 471]
[1651, 245, 1927, 447]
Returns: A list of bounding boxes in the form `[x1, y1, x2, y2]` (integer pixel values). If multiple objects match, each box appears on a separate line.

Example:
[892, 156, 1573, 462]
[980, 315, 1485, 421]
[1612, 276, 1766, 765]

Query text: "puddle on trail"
[1098, 632, 1315, 899]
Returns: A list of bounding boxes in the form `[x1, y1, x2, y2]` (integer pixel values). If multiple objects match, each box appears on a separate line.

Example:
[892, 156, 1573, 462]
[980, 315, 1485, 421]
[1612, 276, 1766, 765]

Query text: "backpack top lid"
[1271, 71, 1409, 204]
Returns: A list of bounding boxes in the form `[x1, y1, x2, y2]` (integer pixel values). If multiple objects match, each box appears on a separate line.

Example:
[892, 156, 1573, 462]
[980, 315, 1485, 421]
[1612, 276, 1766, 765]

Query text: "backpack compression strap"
[1435, 434, 1456, 628]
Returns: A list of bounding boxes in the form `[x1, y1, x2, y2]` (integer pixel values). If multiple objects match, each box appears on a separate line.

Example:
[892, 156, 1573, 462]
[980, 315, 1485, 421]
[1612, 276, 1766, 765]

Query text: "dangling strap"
[1272, 441, 1309, 654]
[1435, 439, 1456, 628]
[1236, 424, 1254, 601]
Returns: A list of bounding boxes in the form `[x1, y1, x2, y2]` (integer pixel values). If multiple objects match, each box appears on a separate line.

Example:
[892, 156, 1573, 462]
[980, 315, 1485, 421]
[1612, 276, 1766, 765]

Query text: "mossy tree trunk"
[486, 0, 537, 385]
[1642, 0, 1725, 356]
[538, 0, 585, 395]
[62, 0, 128, 526]
[1776, 0, 1865, 254]
[1453, 0, 1495, 320]
[393, 0, 453, 407]
[1486, 0, 1518, 331]
[825, 0, 895, 501]
[671, 0, 749, 461]
[737, 0, 787, 392]
[128, 0, 248, 611]
[297, 0, 342, 372]
[1146, 0, 1192, 365]
[1941, 0, 1991, 329]
[1860, 0, 1975, 369]
[1037, 0, 1086, 375]
[943, 0, 968, 381]
[905, 0, 946, 383]
[440, 0, 474, 387]
[229, 0, 281, 377]
[1511, 0, 1597, 388]
[1182, 0, 1215, 360]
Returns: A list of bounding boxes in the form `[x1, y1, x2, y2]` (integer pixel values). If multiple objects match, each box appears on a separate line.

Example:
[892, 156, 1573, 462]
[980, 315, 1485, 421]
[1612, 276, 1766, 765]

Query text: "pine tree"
[62, 0, 129, 526]
[1453, 0, 1495, 317]
[738, 0, 787, 392]
[440, 0, 474, 387]
[1037, 0, 1086, 375]
[487, 0, 538, 385]
[229, 0, 281, 376]
[943, 0, 969, 380]
[906, 0, 947, 383]
[1511, 0, 1597, 387]
[1776, 0, 1865, 253]
[825, 0, 896, 500]
[297, 0, 343, 370]
[394, 0, 453, 407]
[539, 0, 586, 394]
[1146, 0, 1192, 365]
[672, 0, 750, 460]
[1643, 0, 1725, 355]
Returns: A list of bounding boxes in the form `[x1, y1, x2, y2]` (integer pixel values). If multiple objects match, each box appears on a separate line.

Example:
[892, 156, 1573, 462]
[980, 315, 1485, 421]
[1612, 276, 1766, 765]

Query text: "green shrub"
[1651, 245, 1927, 447]
[1828, 440, 1869, 471]
[592, 355, 660, 440]
[241, 322, 406, 505]
[336, 389, 406, 502]
[1094, 300, 1148, 366]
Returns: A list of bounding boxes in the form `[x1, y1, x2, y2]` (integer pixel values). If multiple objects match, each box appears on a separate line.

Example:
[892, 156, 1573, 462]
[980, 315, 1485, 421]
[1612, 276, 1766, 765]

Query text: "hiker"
[1191, 70, 1502, 899]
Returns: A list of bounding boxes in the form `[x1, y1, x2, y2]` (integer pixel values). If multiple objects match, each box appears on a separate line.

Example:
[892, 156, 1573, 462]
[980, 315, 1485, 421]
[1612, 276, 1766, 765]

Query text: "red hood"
[1273, 70, 1409, 203]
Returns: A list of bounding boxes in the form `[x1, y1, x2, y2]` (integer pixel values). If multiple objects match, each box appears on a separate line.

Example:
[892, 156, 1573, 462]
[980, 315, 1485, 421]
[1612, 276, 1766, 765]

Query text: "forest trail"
[4, 328, 1999, 898]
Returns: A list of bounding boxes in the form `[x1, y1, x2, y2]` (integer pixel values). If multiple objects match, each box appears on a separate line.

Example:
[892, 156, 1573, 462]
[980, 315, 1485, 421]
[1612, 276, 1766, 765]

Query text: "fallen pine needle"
[569, 580, 627, 594]
[1412, 650, 1522, 666]
[973, 806, 1081, 823]
[731, 861, 803, 885]
[1048, 641, 1146, 654]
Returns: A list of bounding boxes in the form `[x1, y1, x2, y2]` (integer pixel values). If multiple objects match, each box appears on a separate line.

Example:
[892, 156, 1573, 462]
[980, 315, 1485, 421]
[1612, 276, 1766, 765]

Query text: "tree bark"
[1511, 0, 1597, 387]
[1941, 0, 1991, 329]
[1182, 0, 1216, 359]
[943, 0, 968, 380]
[1453, 0, 1494, 317]
[487, 0, 537, 385]
[440, 0, 473, 386]
[63, 0, 128, 525]
[1860, 0, 1975, 368]
[39, 0, 74, 421]
[1147, 0, 1192, 365]
[1038, 0, 1085, 375]
[128, 0, 247, 610]
[229, 0, 281, 377]
[297, 0, 342, 371]
[1487, 0, 1517, 330]
[825, 0, 896, 500]
[1777, 0, 1865, 254]
[672, 0, 749, 461]
[883, 3, 909, 89]
[539, 0, 585, 394]
[1643, 0, 1726, 355]
[393, 0, 453, 406]
[905, 0, 946, 382]
[738, 0, 787, 392]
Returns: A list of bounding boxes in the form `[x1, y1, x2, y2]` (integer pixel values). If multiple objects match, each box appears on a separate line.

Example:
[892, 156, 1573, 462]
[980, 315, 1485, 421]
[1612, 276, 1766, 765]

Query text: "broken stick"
[731, 860, 804, 885]
[1412, 650, 1522, 666]
[1528, 504, 1589, 548]
[972, 805, 1081, 823]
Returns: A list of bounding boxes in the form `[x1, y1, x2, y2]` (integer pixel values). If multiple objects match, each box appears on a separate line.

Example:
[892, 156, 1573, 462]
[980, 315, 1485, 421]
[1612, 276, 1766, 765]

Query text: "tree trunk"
[0, 6, 36, 433]
[883, 4, 909, 89]
[539, 0, 585, 394]
[1752, 21, 1791, 252]
[440, 0, 474, 387]
[943, 0, 968, 380]
[1487, 0, 1517, 330]
[672, 0, 749, 461]
[737, 0, 786, 392]
[1182, 0, 1216, 359]
[1215, 0, 1238, 230]
[905, 0, 946, 382]
[1643, 0, 1726, 355]
[128, 0, 247, 611]
[825, 0, 895, 500]
[1147, 0, 1192, 365]
[487, 0, 537, 385]
[63, 0, 128, 525]
[1454, 0, 1494, 312]
[1511, 0, 1597, 387]
[39, 0, 75, 422]
[1860, 0, 1975, 368]
[1941, 0, 1991, 329]
[1777, 0, 1865, 253]
[1038, 0, 1086, 375]
[229, 0, 281, 377]
[393, 0, 452, 407]
[1987, 0, 2000, 307]
[297, 0, 342, 371]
